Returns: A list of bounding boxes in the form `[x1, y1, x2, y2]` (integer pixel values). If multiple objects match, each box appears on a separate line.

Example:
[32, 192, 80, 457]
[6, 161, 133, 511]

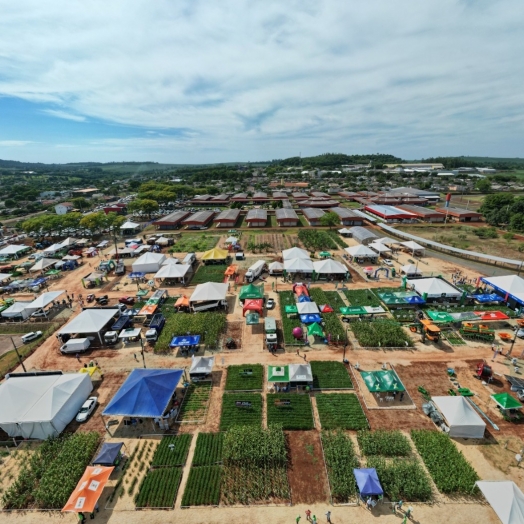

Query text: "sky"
[0, 0, 523, 164]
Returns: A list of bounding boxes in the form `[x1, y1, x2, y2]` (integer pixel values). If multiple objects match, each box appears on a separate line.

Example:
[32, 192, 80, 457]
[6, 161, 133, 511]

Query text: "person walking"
[76, 353, 80, 362]
[325, 510, 331, 523]
[312, 516, 317, 524]
[296, 516, 301, 524]
[305, 509, 312, 521]
[133, 353, 138, 362]
[296, 348, 300, 357]
[492, 347, 500, 362]
[78, 513, 86, 523]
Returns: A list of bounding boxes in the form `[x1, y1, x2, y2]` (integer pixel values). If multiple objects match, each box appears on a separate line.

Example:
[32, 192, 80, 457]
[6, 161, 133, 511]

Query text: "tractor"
[410, 319, 441, 343]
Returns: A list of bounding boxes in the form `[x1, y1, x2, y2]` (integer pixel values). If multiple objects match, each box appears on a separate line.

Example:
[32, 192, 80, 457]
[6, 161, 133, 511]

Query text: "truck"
[145, 313, 166, 343]
[245, 260, 267, 283]
[111, 315, 131, 332]
[115, 260, 125, 275]
[104, 331, 119, 346]
[265, 317, 277, 351]
[60, 338, 91, 354]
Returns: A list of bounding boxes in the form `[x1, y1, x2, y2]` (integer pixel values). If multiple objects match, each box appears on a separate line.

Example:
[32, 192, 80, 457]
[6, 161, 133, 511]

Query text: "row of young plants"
[316, 393, 368, 430]
[326, 230, 349, 248]
[192, 433, 223, 466]
[297, 230, 338, 251]
[342, 289, 382, 307]
[225, 364, 264, 391]
[310, 361, 353, 389]
[155, 311, 227, 353]
[134, 467, 183, 508]
[350, 319, 413, 348]
[178, 381, 212, 423]
[151, 435, 192, 467]
[191, 263, 228, 284]
[220, 393, 263, 431]
[323, 290, 347, 311]
[181, 466, 222, 507]
[2, 432, 100, 510]
[266, 394, 315, 430]
[278, 291, 304, 345]
[357, 430, 411, 457]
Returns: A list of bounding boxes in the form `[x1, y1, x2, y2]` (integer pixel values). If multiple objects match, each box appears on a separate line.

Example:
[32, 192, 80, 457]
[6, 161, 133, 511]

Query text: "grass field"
[220, 393, 263, 430]
[225, 364, 263, 391]
[342, 289, 382, 307]
[191, 264, 228, 284]
[266, 394, 314, 430]
[169, 234, 219, 252]
[316, 393, 368, 430]
[310, 361, 353, 389]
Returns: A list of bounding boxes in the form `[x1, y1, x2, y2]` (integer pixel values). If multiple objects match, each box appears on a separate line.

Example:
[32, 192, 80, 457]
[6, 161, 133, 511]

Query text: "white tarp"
[24, 291, 65, 313]
[345, 245, 378, 258]
[132, 252, 166, 273]
[338, 228, 352, 235]
[284, 258, 314, 273]
[225, 236, 238, 244]
[282, 247, 310, 260]
[162, 257, 180, 266]
[190, 282, 228, 303]
[155, 237, 170, 246]
[410, 277, 461, 299]
[59, 237, 78, 248]
[313, 259, 347, 274]
[154, 264, 191, 280]
[289, 363, 313, 383]
[369, 242, 392, 254]
[0, 373, 92, 439]
[120, 221, 141, 230]
[1, 302, 32, 320]
[29, 258, 58, 272]
[59, 308, 119, 335]
[432, 396, 486, 438]
[401, 264, 421, 276]
[43, 243, 64, 254]
[476, 481, 524, 524]
[375, 237, 398, 246]
[189, 356, 215, 376]
[297, 302, 320, 314]
[401, 240, 425, 253]
[0, 273, 12, 281]
[0, 245, 29, 256]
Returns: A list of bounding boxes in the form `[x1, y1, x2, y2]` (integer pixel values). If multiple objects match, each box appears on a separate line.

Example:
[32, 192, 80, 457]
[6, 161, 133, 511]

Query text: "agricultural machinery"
[476, 361, 493, 382]
[409, 319, 441, 343]
[459, 322, 495, 343]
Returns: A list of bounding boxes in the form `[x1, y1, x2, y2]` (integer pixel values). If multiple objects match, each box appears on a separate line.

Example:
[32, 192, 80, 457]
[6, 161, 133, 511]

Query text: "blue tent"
[102, 368, 183, 418]
[353, 468, 383, 497]
[405, 295, 425, 305]
[92, 442, 124, 466]
[128, 272, 146, 279]
[472, 293, 503, 303]
[298, 295, 312, 302]
[300, 313, 322, 324]
[170, 335, 201, 348]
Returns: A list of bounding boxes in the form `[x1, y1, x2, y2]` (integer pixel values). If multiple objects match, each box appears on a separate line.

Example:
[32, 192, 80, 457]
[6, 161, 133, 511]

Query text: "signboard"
[240, 369, 253, 376]
[274, 399, 292, 407]
[107, 420, 119, 427]
[235, 401, 252, 408]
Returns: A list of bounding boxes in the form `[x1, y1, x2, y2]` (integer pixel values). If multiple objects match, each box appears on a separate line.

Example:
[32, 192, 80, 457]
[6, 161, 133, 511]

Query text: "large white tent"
[345, 245, 378, 259]
[282, 247, 310, 260]
[375, 237, 398, 246]
[476, 481, 524, 524]
[154, 264, 192, 283]
[0, 273, 12, 282]
[0, 373, 92, 439]
[59, 237, 78, 248]
[410, 277, 461, 299]
[23, 290, 65, 315]
[120, 221, 141, 230]
[30, 257, 58, 272]
[190, 282, 228, 303]
[1, 302, 32, 320]
[43, 243, 64, 255]
[482, 275, 524, 305]
[368, 242, 392, 254]
[59, 308, 120, 344]
[0, 245, 29, 258]
[401, 240, 425, 255]
[297, 302, 320, 314]
[268, 261, 284, 274]
[162, 257, 180, 266]
[400, 264, 421, 276]
[189, 356, 215, 377]
[284, 258, 314, 273]
[289, 363, 313, 383]
[132, 252, 166, 273]
[432, 396, 486, 438]
[313, 259, 347, 274]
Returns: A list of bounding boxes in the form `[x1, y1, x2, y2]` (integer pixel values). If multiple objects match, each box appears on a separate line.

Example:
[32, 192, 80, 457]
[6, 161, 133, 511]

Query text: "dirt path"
[175, 432, 198, 509]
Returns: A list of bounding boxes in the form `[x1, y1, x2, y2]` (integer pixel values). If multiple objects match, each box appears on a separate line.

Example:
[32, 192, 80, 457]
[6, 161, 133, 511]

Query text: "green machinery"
[459, 322, 495, 342]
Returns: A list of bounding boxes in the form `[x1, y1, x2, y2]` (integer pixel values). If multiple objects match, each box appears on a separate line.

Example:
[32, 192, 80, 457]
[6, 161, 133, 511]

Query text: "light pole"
[140, 336, 146, 368]
[10, 337, 27, 372]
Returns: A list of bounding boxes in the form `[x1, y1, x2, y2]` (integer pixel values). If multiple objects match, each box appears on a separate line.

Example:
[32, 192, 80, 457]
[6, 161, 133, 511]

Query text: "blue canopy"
[102, 368, 183, 418]
[129, 272, 146, 279]
[472, 293, 503, 303]
[298, 295, 312, 303]
[353, 468, 383, 497]
[405, 295, 425, 304]
[31, 277, 47, 286]
[92, 442, 124, 466]
[300, 313, 322, 324]
[170, 335, 201, 348]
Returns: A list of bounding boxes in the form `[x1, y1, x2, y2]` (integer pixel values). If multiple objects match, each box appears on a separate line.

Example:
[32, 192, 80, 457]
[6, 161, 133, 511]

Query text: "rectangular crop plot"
[178, 382, 212, 423]
[220, 393, 263, 431]
[191, 264, 228, 284]
[181, 466, 222, 507]
[135, 467, 183, 509]
[343, 289, 381, 307]
[350, 319, 413, 348]
[151, 434, 192, 467]
[225, 364, 263, 391]
[192, 433, 223, 466]
[316, 393, 368, 430]
[357, 430, 411, 457]
[310, 361, 353, 389]
[266, 394, 314, 430]
[323, 291, 346, 311]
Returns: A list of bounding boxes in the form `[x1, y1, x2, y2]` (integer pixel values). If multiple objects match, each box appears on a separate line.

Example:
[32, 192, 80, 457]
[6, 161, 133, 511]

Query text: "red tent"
[473, 311, 509, 321]
[243, 299, 264, 317]
[320, 304, 334, 313]
[293, 284, 309, 297]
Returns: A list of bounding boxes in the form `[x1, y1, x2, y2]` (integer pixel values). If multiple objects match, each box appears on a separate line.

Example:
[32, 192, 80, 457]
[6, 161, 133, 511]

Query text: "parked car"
[383, 259, 393, 266]
[119, 296, 135, 305]
[31, 309, 47, 318]
[75, 396, 98, 423]
[266, 298, 276, 310]
[21, 331, 43, 344]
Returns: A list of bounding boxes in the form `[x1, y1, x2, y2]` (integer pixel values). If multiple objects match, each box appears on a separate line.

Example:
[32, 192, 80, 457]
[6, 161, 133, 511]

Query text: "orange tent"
[175, 295, 190, 307]
[293, 284, 309, 297]
[224, 264, 238, 276]
[243, 299, 264, 317]
[62, 466, 114, 513]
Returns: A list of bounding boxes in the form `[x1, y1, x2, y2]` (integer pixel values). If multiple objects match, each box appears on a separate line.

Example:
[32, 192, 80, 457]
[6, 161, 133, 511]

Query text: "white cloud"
[0, 0, 523, 161]
[0, 140, 32, 146]
[42, 109, 86, 122]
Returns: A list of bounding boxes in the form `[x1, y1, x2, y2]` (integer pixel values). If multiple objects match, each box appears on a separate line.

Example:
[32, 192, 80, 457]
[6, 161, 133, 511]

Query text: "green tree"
[79, 212, 106, 234]
[503, 232, 514, 243]
[510, 214, 524, 232]
[271, 200, 283, 209]
[319, 211, 340, 229]
[128, 199, 159, 217]
[72, 197, 91, 210]
[475, 179, 491, 193]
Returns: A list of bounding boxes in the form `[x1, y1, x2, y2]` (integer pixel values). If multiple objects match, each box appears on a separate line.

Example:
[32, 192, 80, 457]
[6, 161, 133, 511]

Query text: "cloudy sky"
[0, 0, 523, 164]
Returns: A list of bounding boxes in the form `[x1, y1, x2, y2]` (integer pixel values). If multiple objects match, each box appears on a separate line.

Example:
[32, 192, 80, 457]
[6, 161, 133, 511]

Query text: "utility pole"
[10, 337, 27, 372]
[140, 337, 146, 368]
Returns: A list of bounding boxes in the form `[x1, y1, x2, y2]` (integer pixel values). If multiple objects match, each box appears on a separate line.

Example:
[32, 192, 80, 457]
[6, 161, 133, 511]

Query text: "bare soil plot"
[286, 431, 330, 504]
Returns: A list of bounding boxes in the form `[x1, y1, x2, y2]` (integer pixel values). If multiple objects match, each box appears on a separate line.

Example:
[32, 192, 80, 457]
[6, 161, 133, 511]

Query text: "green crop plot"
[357, 430, 411, 457]
[181, 466, 222, 507]
[266, 394, 314, 430]
[192, 433, 224, 466]
[191, 264, 228, 284]
[316, 393, 368, 430]
[151, 435, 192, 467]
[310, 361, 353, 389]
[135, 467, 183, 508]
[342, 289, 381, 307]
[178, 382, 212, 423]
[220, 393, 263, 431]
[225, 364, 263, 391]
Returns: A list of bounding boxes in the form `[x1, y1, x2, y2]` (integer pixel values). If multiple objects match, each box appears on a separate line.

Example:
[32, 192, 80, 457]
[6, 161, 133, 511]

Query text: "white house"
[55, 202, 74, 215]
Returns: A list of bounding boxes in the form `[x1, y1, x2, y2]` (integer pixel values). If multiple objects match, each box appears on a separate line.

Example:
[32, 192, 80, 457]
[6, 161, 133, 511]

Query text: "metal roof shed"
[349, 227, 378, 245]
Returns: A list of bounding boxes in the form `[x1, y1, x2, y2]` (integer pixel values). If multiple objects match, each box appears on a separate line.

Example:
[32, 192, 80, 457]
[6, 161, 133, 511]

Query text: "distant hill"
[273, 153, 403, 168]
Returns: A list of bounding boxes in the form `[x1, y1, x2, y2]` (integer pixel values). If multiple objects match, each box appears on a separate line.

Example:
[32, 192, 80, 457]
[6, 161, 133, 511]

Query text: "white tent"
[189, 356, 215, 376]
[401, 240, 425, 254]
[375, 237, 398, 246]
[24, 290, 65, 315]
[345, 245, 378, 258]
[0, 273, 12, 282]
[154, 264, 191, 282]
[0, 245, 29, 257]
[62, 255, 81, 261]
[59, 308, 119, 344]
[482, 275, 524, 304]
[400, 264, 421, 276]
[338, 228, 352, 235]
[59, 237, 78, 248]
[1, 302, 32, 320]
[476, 481, 524, 524]
[120, 221, 141, 230]
[368, 242, 392, 254]
[132, 252, 166, 273]
[432, 396, 486, 438]
[282, 247, 310, 260]
[162, 257, 180, 266]
[190, 282, 228, 303]
[43, 243, 64, 254]
[297, 302, 320, 314]
[284, 258, 314, 273]
[225, 236, 238, 244]
[289, 363, 313, 383]
[313, 259, 347, 274]
[30, 257, 58, 272]
[268, 261, 284, 274]
[155, 237, 171, 246]
[0, 373, 92, 439]
[410, 277, 461, 299]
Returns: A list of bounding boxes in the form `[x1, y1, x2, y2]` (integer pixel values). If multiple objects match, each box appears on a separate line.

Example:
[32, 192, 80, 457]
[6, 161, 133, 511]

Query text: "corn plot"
[266, 393, 314, 430]
[316, 393, 368, 430]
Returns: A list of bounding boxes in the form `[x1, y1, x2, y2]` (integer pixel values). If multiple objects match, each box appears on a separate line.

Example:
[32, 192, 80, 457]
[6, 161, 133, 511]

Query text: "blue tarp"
[405, 295, 425, 304]
[170, 335, 201, 347]
[129, 272, 145, 279]
[92, 442, 124, 466]
[31, 277, 47, 286]
[102, 368, 183, 418]
[300, 314, 322, 324]
[353, 468, 383, 497]
[298, 295, 311, 302]
[472, 293, 503, 303]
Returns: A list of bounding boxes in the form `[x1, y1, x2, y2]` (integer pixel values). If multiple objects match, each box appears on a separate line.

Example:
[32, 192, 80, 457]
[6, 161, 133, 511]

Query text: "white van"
[60, 338, 91, 354]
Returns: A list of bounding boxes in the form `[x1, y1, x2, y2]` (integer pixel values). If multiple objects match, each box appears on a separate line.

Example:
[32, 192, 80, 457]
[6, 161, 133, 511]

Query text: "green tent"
[307, 322, 324, 337]
[245, 312, 260, 325]
[268, 365, 290, 382]
[319, 251, 331, 258]
[340, 306, 366, 315]
[378, 293, 407, 305]
[361, 370, 405, 393]
[45, 269, 61, 276]
[285, 305, 298, 314]
[491, 393, 522, 410]
[239, 283, 264, 301]
[426, 310, 455, 323]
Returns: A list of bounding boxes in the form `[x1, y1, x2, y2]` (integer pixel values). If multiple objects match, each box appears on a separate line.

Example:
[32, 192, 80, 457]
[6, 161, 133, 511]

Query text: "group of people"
[296, 509, 331, 524]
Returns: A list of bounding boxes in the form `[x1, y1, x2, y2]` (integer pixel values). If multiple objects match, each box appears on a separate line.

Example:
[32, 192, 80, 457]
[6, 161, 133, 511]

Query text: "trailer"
[60, 338, 91, 354]
[265, 317, 278, 351]
[145, 314, 166, 342]
[111, 315, 131, 332]
[245, 260, 267, 283]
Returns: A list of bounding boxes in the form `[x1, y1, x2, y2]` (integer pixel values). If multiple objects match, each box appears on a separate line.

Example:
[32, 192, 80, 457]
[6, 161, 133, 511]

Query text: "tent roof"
[476, 481, 524, 524]
[24, 290, 65, 310]
[225, 236, 238, 243]
[354, 468, 383, 497]
[103, 368, 183, 418]
[297, 302, 320, 314]
[369, 242, 392, 253]
[268, 261, 284, 271]
[432, 396, 486, 432]
[410, 277, 461, 298]
[154, 264, 191, 279]
[59, 308, 119, 334]
[190, 282, 228, 302]
[361, 370, 405, 392]
[30, 258, 57, 271]
[201, 248, 228, 260]
[491, 393, 522, 410]
[189, 356, 215, 375]
[312, 259, 347, 274]
[401, 240, 425, 251]
[59, 237, 78, 247]
[120, 221, 140, 229]
[134, 252, 166, 265]
[289, 363, 313, 382]
[345, 245, 377, 257]
[62, 465, 114, 513]
[338, 228, 352, 234]
[268, 365, 290, 382]
[43, 243, 64, 253]
[401, 264, 421, 275]
[1, 302, 32, 317]
[375, 237, 398, 246]
[243, 299, 264, 315]
[239, 283, 264, 300]
[482, 275, 524, 305]
[0, 273, 12, 281]
[284, 258, 314, 272]
[0, 245, 28, 255]
[282, 247, 310, 260]
[162, 257, 180, 266]
[175, 295, 190, 307]
[92, 442, 124, 466]
[307, 322, 324, 336]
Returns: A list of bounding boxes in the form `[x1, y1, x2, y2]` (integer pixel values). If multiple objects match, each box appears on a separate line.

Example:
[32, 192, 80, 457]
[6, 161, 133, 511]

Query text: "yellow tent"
[201, 248, 228, 261]
[79, 366, 103, 379]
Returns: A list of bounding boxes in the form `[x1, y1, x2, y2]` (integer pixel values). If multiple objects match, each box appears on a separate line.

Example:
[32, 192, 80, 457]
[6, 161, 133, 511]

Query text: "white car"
[21, 331, 43, 344]
[31, 309, 47, 318]
[76, 397, 98, 423]
[383, 259, 394, 266]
